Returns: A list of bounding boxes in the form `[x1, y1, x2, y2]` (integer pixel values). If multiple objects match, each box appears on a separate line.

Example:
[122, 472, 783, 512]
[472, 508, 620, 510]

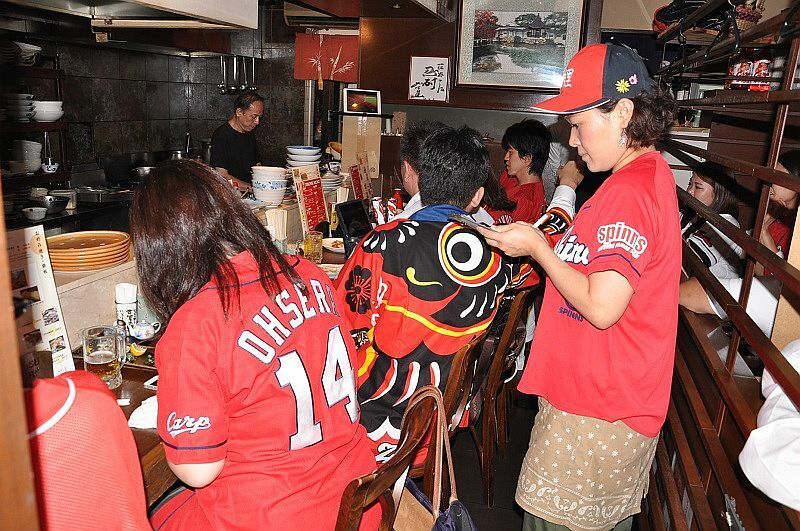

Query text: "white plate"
[287, 153, 322, 162]
[287, 146, 321, 155]
[286, 159, 321, 168]
[322, 238, 345, 253]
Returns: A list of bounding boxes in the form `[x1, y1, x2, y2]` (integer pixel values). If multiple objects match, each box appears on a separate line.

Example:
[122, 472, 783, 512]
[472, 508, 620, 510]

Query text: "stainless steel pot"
[27, 195, 68, 215]
[169, 151, 188, 160]
[133, 166, 156, 178]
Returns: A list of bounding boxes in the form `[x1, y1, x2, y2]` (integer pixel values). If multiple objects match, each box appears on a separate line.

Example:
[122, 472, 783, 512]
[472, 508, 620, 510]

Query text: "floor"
[450, 393, 538, 530]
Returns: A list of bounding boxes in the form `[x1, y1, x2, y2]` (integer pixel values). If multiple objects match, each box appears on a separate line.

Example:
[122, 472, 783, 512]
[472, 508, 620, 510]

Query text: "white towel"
[128, 395, 158, 430]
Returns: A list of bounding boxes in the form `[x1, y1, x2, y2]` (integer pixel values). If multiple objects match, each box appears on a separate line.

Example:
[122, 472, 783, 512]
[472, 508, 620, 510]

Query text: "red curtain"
[294, 33, 359, 86]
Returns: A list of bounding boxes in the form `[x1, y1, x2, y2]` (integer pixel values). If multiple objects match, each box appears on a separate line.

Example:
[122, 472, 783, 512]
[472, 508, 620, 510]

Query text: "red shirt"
[26, 371, 150, 530]
[152, 252, 377, 530]
[519, 151, 681, 437]
[769, 217, 793, 257]
[485, 169, 546, 225]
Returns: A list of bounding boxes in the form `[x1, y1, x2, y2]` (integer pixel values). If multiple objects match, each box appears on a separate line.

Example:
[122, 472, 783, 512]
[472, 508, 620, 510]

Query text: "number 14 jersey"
[154, 252, 378, 530]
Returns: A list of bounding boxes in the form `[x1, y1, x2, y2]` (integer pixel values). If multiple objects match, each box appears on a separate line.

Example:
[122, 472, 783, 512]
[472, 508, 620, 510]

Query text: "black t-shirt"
[210, 122, 260, 182]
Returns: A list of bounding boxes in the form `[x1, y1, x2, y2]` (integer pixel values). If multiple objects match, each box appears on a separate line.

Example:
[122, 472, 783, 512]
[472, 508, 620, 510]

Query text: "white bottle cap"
[116, 283, 138, 304]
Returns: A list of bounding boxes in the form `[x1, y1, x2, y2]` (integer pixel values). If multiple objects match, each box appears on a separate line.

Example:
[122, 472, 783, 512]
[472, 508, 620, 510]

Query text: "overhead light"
[390, 3, 401, 9]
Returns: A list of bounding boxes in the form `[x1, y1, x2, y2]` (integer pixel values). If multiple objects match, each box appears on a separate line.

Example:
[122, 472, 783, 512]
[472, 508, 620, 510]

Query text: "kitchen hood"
[2, 0, 258, 30]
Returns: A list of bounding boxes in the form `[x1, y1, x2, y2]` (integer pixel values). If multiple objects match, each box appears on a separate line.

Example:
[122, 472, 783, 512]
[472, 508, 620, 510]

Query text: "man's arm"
[215, 167, 250, 191]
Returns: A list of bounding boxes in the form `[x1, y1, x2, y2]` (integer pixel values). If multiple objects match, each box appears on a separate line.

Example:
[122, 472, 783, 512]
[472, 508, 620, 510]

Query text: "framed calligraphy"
[408, 56, 450, 102]
[457, 0, 584, 89]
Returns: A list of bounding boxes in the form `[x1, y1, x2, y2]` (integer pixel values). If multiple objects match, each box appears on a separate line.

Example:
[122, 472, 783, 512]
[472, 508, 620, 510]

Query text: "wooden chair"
[335, 388, 440, 531]
[469, 287, 535, 506]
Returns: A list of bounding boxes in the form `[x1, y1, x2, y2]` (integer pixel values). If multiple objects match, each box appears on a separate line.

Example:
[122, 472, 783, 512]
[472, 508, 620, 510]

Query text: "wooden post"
[771, 212, 800, 350]
[0, 181, 39, 527]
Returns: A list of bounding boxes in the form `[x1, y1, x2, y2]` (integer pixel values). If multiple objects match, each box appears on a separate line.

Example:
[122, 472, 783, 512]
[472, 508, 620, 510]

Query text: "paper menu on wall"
[349, 160, 372, 201]
[7, 226, 74, 377]
[292, 164, 329, 234]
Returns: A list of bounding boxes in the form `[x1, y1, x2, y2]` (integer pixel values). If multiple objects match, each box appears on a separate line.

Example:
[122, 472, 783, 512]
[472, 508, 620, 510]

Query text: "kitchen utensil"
[239, 56, 249, 92]
[250, 56, 257, 90]
[133, 166, 155, 178]
[218, 55, 227, 95]
[169, 150, 187, 160]
[22, 207, 46, 221]
[28, 195, 68, 215]
[49, 189, 77, 209]
[200, 139, 212, 163]
[228, 55, 239, 94]
[185, 132, 191, 154]
[129, 321, 162, 341]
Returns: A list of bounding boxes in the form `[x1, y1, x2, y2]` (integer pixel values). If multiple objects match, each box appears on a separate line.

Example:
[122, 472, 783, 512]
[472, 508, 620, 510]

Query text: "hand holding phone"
[448, 214, 497, 232]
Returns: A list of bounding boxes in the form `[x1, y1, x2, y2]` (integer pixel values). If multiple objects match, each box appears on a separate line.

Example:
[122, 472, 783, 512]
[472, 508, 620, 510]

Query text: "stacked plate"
[12, 139, 42, 173]
[32, 100, 63, 122]
[2, 94, 35, 122]
[252, 166, 287, 206]
[47, 231, 131, 272]
[321, 171, 343, 192]
[14, 42, 41, 66]
[0, 41, 19, 65]
[286, 145, 321, 168]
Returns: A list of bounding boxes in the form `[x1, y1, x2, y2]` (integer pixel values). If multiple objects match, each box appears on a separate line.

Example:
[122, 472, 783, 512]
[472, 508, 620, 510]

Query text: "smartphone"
[143, 374, 158, 391]
[448, 214, 497, 232]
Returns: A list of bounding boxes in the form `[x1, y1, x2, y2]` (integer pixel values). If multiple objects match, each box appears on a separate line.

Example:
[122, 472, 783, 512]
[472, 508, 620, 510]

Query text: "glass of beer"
[303, 230, 323, 264]
[82, 326, 124, 390]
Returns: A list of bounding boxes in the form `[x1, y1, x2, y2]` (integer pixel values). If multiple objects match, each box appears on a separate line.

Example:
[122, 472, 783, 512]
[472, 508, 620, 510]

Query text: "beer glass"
[82, 326, 124, 390]
[302, 230, 323, 264]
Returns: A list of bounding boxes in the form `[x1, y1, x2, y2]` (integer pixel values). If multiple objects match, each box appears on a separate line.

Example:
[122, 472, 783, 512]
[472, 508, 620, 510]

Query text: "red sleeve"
[585, 183, 654, 291]
[156, 301, 229, 464]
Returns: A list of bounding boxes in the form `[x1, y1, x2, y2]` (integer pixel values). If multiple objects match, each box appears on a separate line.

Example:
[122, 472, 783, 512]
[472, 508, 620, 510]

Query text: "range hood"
[3, 0, 258, 30]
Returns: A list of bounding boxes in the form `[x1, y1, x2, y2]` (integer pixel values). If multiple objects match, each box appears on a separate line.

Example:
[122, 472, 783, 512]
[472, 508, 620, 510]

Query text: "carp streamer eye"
[438, 224, 501, 287]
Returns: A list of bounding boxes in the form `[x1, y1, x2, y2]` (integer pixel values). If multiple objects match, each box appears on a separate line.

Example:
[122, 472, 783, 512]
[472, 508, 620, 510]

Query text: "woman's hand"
[557, 161, 585, 190]
[476, 222, 549, 260]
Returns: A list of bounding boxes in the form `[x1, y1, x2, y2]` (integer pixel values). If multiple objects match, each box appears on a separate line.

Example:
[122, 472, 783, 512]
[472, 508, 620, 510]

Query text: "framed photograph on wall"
[457, 0, 585, 89]
[408, 56, 450, 102]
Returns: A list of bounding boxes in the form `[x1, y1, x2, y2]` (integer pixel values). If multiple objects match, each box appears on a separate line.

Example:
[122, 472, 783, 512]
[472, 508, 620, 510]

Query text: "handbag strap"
[402, 385, 459, 517]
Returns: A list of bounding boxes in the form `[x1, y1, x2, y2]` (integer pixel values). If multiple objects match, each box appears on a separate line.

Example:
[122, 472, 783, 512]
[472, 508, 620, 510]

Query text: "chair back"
[441, 331, 489, 435]
[335, 389, 439, 531]
[482, 288, 534, 401]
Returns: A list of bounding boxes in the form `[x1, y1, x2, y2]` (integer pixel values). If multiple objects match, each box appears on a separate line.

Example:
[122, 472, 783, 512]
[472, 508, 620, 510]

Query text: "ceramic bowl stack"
[321, 171, 343, 192]
[2, 94, 35, 122]
[0, 41, 19, 65]
[251, 166, 287, 206]
[286, 146, 321, 168]
[46, 230, 131, 272]
[14, 42, 41, 66]
[32, 100, 63, 122]
[12, 140, 42, 173]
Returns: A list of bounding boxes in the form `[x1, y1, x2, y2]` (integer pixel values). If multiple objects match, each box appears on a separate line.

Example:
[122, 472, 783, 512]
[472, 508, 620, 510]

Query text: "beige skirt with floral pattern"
[515, 398, 658, 531]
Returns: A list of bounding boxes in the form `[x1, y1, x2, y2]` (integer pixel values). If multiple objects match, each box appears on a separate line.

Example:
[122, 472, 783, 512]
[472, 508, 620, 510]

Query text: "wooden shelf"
[1, 171, 71, 190]
[0, 66, 65, 79]
[0, 121, 66, 134]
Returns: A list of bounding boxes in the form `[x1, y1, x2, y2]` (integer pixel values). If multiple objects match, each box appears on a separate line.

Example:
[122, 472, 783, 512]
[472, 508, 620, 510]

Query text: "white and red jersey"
[152, 252, 378, 530]
[520, 151, 681, 437]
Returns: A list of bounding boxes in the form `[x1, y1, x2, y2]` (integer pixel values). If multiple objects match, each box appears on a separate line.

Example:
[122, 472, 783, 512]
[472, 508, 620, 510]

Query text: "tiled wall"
[21, 7, 304, 168]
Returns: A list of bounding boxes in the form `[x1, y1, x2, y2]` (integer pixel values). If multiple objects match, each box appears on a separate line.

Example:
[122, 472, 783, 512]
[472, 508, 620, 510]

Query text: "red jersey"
[152, 252, 378, 530]
[519, 151, 681, 437]
[485, 169, 546, 225]
[768, 216, 793, 257]
[26, 371, 150, 530]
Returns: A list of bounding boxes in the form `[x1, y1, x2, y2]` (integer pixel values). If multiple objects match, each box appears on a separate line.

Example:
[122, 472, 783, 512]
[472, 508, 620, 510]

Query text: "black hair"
[501, 119, 551, 177]
[693, 161, 737, 217]
[779, 149, 800, 177]
[417, 125, 490, 209]
[597, 86, 676, 148]
[234, 91, 264, 112]
[400, 120, 446, 173]
[130, 160, 303, 321]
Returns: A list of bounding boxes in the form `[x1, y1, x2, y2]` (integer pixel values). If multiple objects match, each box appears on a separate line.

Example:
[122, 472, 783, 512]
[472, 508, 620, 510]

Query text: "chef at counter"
[210, 91, 264, 189]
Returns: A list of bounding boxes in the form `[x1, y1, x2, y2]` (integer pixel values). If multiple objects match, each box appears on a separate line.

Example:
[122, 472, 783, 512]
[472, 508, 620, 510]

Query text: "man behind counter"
[210, 91, 264, 188]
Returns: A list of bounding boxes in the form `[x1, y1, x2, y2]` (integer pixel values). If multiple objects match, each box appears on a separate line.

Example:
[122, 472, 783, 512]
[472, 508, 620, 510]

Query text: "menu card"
[292, 164, 329, 234]
[350, 152, 373, 200]
[8, 226, 74, 378]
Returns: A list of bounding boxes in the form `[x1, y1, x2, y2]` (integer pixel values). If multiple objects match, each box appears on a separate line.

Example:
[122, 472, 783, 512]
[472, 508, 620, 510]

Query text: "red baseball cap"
[533, 43, 655, 114]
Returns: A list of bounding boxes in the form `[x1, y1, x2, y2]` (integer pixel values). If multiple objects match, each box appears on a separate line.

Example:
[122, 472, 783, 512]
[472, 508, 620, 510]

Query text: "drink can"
[731, 58, 752, 89]
[370, 196, 386, 225]
[749, 58, 771, 91]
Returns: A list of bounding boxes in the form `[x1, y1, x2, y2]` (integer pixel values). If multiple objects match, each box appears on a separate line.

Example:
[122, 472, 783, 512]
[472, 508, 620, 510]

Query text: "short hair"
[597, 86, 676, 149]
[417, 125, 490, 209]
[234, 91, 264, 112]
[779, 149, 800, 177]
[130, 160, 302, 321]
[693, 161, 737, 217]
[501, 119, 551, 177]
[400, 121, 446, 173]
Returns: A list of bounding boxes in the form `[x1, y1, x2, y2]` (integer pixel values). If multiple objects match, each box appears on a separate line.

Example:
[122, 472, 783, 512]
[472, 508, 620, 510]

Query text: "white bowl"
[2, 102, 34, 110]
[22, 207, 47, 221]
[24, 160, 41, 173]
[1, 93, 33, 100]
[253, 189, 286, 205]
[252, 180, 287, 191]
[32, 100, 62, 108]
[286, 146, 321, 155]
[42, 162, 59, 173]
[251, 165, 286, 173]
[287, 153, 322, 162]
[30, 187, 48, 197]
[33, 109, 63, 122]
[286, 159, 320, 168]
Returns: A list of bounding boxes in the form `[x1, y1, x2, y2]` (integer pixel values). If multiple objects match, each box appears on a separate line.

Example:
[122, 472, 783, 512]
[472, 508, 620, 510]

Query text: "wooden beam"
[0, 181, 39, 528]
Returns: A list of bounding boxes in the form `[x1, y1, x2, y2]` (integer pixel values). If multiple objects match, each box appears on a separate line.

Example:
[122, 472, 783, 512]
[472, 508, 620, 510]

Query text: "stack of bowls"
[321, 171, 343, 192]
[2, 94, 35, 122]
[12, 140, 42, 173]
[286, 146, 321, 168]
[32, 100, 63, 122]
[14, 42, 41, 66]
[46, 230, 131, 272]
[251, 166, 288, 206]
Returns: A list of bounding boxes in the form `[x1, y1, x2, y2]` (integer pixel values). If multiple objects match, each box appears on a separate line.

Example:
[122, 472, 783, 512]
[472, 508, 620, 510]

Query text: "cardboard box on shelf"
[341, 115, 381, 185]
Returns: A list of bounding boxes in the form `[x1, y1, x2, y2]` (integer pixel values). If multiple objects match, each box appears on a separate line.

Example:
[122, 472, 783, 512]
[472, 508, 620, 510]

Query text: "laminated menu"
[7, 225, 74, 379]
[292, 164, 329, 234]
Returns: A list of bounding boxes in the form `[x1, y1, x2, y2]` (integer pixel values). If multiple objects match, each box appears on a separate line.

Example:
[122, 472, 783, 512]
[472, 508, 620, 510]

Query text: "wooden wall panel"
[358, 0, 603, 112]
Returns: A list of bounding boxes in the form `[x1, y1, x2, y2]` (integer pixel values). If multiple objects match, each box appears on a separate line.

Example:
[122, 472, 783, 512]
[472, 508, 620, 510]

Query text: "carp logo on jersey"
[340, 219, 529, 445]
